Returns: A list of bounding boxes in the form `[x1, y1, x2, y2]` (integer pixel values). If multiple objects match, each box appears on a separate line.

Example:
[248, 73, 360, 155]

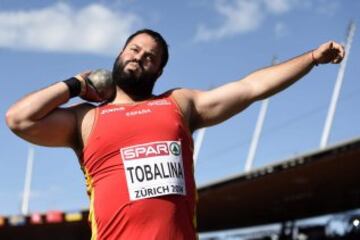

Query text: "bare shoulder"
[68, 102, 96, 123]
[68, 102, 97, 153]
[168, 88, 195, 110]
[168, 88, 201, 104]
[167, 88, 201, 132]
[69, 102, 96, 114]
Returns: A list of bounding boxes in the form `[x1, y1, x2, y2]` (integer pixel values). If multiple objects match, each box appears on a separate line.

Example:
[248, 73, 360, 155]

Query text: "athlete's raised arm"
[178, 41, 345, 130]
[5, 73, 95, 148]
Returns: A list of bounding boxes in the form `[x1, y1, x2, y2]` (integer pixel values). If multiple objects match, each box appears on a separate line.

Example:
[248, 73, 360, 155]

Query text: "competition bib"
[121, 141, 186, 201]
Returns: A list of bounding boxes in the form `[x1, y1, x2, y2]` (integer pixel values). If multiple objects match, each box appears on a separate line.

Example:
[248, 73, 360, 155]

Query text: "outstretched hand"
[312, 41, 345, 65]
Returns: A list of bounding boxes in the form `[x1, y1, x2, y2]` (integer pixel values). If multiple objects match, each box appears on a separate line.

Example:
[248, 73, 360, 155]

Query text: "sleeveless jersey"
[81, 94, 197, 240]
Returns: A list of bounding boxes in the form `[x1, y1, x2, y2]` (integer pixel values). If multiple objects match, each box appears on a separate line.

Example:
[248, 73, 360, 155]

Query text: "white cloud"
[194, 0, 301, 42]
[0, 3, 141, 55]
[264, 0, 297, 14]
[195, 0, 264, 42]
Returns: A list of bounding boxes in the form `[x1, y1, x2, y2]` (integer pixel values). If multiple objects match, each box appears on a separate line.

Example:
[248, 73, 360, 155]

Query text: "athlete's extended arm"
[5, 74, 89, 147]
[184, 41, 345, 130]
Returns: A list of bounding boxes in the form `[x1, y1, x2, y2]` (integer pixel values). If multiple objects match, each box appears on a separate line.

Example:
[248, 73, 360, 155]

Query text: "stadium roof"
[197, 137, 360, 232]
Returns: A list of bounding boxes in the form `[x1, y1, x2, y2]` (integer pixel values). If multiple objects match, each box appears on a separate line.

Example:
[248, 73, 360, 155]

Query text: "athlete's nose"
[133, 51, 145, 63]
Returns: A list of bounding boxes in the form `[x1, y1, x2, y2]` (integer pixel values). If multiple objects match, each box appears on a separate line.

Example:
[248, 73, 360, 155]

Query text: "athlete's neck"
[110, 87, 155, 104]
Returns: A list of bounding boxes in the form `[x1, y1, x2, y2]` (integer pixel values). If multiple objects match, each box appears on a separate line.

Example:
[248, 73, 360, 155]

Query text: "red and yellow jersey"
[81, 93, 197, 240]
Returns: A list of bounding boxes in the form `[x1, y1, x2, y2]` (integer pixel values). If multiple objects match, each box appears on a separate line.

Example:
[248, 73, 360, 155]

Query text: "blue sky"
[0, 0, 359, 218]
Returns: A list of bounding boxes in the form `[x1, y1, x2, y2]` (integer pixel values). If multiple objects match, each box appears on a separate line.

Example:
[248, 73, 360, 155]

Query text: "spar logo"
[121, 142, 168, 160]
[169, 142, 180, 156]
[121, 141, 182, 160]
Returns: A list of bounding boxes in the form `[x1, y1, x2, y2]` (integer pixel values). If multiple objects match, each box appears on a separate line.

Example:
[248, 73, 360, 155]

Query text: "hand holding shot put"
[75, 69, 115, 102]
[5, 29, 345, 240]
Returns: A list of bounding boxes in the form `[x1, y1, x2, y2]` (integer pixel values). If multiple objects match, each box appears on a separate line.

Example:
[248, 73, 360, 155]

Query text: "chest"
[93, 100, 188, 147]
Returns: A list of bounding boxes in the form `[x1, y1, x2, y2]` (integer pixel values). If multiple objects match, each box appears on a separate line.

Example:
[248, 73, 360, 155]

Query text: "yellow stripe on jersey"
[82, 167, 98, 240]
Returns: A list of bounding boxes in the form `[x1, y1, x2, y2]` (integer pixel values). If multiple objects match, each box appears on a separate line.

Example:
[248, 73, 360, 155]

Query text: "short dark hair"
[123, 29, 169, 70]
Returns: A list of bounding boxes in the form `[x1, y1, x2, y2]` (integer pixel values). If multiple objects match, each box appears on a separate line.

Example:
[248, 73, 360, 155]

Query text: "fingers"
[75, 70, 92, 81]
[73, 70, 92, 97]
[317, 41, 345, 65]
[329, 41, 345, 64]
[332, 42, 345, 64]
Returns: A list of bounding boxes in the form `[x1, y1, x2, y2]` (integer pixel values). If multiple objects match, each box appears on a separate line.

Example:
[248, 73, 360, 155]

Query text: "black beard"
[112, 57, 158, 99]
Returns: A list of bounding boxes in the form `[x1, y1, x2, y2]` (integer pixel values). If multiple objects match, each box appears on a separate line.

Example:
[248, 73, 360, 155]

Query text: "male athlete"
[6, 29, 345, 239]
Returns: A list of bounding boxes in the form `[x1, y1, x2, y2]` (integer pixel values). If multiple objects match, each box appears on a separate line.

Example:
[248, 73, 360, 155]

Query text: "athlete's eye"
[129, 46, 139, 53]
[145, 54, 154, 62]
